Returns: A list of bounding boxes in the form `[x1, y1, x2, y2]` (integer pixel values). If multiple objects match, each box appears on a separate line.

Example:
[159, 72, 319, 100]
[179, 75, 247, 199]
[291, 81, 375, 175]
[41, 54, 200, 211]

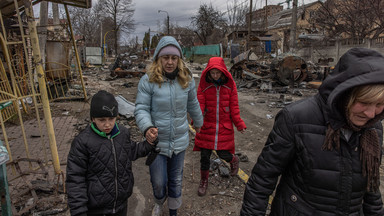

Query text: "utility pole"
[38, 1, 48, 68]
[167, 15, 170, 35]
[289, 0, 298, 53]
[265, 0, 268, 30]
[52, 3, 59, 27]
[247, 0, 253, 50]
[100, 23, 103, 49]
[264, 0, 268, 57]
[158, 10, 169, 35]
[149, 28, 151, 48]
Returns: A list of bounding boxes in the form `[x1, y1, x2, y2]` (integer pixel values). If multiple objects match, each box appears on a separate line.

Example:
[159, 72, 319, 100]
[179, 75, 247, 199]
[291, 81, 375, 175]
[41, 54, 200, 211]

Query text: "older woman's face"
[160, 55, 179, 73]
[349, 101, 384, 126]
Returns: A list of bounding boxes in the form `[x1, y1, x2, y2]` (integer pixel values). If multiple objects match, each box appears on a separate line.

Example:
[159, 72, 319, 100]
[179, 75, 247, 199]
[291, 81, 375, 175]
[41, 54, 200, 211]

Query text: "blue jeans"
[149, 150, 185, 210]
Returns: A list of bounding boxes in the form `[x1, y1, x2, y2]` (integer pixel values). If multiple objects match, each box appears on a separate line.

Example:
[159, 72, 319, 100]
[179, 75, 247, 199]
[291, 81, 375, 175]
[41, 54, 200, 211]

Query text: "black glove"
[145, 138, 159, 166]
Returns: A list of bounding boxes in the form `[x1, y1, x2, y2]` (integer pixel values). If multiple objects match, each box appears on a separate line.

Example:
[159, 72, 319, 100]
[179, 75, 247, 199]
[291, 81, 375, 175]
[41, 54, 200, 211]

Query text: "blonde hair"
[147, 57, 191, 89]
[347, 84, 384, 109]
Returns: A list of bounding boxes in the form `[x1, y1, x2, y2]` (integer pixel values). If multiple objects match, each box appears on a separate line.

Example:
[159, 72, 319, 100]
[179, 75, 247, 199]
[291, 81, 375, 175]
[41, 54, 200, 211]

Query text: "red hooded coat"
[194, 57, 246, 153]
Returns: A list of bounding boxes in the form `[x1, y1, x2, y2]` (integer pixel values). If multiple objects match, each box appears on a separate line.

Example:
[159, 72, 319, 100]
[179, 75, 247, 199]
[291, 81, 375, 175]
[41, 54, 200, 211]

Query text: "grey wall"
[85, 47, 103, 65]
[296, 38, 384, 66]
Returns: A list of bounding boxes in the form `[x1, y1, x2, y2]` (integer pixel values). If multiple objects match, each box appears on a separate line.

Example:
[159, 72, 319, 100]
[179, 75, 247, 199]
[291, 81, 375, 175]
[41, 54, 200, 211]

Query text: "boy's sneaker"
[152, 203, 163, 216]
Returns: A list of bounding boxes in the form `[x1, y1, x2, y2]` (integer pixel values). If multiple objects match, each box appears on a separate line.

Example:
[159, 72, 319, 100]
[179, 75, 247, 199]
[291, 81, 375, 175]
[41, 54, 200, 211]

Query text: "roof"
[0, 0, 91, 17]
[254, 36, 279, 41]
[226, 28, 267, 38]
[267, 1, 321, 30]
[298, 33, 324, 40]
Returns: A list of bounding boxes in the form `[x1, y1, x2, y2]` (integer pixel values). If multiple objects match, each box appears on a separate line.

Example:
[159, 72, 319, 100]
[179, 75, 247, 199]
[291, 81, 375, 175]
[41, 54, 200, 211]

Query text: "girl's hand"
[240, 128, 246, 134]
[146, 127, 158, 143]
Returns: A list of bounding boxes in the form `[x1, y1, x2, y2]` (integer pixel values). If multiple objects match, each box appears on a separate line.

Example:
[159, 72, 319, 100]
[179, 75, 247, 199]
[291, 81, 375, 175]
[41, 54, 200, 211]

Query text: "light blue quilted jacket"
[134, 73, 203, 157]
[135, 36, 202, 157]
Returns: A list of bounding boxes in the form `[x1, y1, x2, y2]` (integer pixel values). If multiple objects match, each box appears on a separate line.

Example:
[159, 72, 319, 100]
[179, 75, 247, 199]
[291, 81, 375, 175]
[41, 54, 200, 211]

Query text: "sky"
[131, 0, 317, 42]
[32, 0, 317, 43]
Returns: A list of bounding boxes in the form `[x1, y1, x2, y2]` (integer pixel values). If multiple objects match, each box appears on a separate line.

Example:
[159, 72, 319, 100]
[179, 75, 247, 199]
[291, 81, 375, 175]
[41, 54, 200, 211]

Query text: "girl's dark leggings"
[200, 148, 233, 170]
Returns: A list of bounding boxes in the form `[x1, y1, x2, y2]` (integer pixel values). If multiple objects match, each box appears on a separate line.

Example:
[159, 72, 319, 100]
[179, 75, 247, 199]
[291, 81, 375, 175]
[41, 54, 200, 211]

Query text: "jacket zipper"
[214, 86, 220, 150]
[111, 137, 118, 213]
[169, 80, 175, 155]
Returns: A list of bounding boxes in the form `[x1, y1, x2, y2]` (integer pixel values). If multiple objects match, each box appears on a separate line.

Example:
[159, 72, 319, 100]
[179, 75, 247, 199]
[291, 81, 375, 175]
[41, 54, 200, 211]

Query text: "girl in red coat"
[194, 57, 246, 196]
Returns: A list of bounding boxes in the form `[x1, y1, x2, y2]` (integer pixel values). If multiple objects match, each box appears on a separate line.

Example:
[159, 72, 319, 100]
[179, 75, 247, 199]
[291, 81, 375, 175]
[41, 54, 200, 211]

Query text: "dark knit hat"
[90, 90, 118, 118]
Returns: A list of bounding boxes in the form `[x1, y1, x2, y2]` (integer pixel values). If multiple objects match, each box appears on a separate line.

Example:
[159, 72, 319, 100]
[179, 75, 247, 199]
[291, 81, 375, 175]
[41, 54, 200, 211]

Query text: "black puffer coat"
[241, 48, 384, 215]
[66, 124, 154, 216]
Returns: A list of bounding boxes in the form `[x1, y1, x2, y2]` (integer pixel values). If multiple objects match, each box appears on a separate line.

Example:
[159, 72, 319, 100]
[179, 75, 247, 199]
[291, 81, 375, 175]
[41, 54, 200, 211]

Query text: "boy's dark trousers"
[87, 205, 127, 216]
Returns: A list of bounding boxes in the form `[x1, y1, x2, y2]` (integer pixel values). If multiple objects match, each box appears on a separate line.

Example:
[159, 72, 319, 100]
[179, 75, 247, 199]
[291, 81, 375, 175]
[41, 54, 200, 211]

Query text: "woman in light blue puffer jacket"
[134, 36, 203, 216]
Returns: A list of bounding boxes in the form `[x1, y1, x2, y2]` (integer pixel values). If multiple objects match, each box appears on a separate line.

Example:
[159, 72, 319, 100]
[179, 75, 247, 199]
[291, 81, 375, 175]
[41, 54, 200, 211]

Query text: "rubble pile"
[229, 50, 333, 91]
[110, 53, 147, 78]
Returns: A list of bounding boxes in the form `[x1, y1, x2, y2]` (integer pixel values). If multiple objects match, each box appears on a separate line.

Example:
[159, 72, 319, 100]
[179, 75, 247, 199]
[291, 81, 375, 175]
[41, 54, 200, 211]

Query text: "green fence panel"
[0, 140, 11, 216]
[182, 44, 221, 59]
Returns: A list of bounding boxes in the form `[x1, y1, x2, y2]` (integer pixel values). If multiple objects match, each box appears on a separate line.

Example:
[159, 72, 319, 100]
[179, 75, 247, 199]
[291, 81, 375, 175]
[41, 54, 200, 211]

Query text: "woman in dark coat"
[241, 47, 384, 215]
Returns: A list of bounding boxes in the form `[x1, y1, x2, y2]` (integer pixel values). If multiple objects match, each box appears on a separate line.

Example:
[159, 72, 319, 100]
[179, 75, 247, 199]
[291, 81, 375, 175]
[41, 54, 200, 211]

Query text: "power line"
[221, 0, 252, 15]
[170, 0, 249, 21]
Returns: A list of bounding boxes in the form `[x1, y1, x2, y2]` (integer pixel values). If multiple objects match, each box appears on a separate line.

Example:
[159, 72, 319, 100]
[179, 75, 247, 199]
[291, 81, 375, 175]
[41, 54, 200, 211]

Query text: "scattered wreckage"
[110, 53, 147, 78]
[230, 50, 331, 90]
[108, 50, 331, 90]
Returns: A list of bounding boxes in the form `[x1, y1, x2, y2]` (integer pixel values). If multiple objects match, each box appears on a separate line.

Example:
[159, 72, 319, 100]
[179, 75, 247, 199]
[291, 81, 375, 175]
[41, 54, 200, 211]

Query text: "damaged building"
[0, 0, 90, 214]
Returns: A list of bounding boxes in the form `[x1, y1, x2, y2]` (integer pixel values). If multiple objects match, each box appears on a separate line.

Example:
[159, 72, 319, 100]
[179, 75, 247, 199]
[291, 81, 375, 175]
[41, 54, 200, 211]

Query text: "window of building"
[301, 11, 305, 20]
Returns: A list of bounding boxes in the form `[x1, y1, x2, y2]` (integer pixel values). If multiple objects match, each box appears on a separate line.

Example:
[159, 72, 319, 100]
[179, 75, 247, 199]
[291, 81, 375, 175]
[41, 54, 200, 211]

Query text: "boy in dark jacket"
[66, 90, 156, 216]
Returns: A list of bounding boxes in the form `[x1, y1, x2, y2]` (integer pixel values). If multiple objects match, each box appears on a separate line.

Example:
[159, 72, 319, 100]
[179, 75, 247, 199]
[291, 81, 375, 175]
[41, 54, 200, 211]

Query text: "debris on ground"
[230, 50, 334, 93]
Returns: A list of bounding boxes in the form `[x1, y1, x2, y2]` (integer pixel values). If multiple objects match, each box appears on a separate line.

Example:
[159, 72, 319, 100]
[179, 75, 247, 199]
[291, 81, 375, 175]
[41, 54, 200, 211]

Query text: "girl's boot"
[198, 170, 209, 196]
[230, 155, 239, 176]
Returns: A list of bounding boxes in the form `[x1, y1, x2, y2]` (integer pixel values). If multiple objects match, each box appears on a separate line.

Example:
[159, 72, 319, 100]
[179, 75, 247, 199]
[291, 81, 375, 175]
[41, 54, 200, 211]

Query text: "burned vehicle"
[230, 50, 327, 88]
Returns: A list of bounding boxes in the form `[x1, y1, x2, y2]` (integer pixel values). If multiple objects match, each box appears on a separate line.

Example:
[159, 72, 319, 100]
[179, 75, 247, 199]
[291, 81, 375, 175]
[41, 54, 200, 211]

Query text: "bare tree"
[68, 3, 104, 47]
[142, 31, 150, 51]
[364, 0, 384, 38]
[311, 0, 384, 40]
[151, 34, 160, 49]
[191, 3, 227, 45]
[172, 26, 196, 47]
[226, 0, 249, 29]
[99, 0, 135, 55]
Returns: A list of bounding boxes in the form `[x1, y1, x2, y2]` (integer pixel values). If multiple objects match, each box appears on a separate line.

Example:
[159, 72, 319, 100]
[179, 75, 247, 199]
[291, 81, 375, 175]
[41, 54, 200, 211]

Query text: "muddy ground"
[10, 59, 384, 215]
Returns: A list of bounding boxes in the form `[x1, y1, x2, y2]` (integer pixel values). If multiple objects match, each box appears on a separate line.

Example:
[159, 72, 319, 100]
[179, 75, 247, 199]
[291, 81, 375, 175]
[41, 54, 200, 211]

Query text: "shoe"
[169, 209, 177, 216]
[230, 155, 239, 176]
[152, 203, 163, 216]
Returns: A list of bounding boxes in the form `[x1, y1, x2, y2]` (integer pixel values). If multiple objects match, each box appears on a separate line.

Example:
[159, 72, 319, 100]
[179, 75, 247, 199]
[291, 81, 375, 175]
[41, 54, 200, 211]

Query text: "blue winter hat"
[153, 36, 183, 61]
